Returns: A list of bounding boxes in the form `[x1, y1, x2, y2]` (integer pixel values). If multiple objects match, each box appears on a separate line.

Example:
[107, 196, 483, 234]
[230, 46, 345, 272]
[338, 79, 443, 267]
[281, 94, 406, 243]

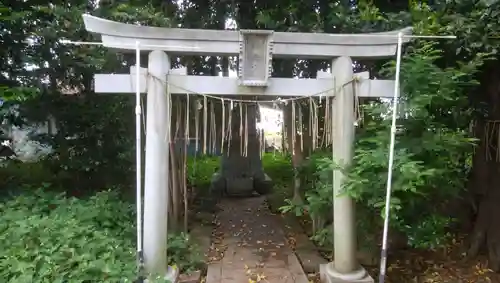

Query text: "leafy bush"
[343, 44, 481, 249]
[187, 155, 219, 189]
[167, 233, 203, 273]
[262, 152, 293, 187]
[260, 153, 293, 212]
[0, 159, 67, 192]
[0, 152, 133, 196]
[0, 188, 202, 282]
[280, 43, 483, 250]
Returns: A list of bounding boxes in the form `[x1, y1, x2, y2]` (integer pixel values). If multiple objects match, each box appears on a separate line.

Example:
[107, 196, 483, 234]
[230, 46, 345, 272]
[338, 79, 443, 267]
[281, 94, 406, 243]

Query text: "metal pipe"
[378, 32, 403, 283]
[134, 41, 144, 277]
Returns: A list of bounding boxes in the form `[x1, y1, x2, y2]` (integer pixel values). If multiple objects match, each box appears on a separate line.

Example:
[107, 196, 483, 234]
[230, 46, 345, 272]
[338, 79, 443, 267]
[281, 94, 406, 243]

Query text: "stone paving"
[206, 196, 309, 283]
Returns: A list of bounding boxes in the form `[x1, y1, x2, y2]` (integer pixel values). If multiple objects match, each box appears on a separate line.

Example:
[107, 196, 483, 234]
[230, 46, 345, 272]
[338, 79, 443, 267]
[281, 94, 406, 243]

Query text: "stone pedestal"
[320, 263, 374, 283]
[164, 266, 180, 283]
[144, 266, 179, 283]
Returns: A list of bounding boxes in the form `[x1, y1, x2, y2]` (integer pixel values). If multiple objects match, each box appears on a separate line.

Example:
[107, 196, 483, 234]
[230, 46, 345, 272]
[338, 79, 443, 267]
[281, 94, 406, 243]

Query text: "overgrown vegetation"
[0, 187, 202, 282]
[0, 152, 217, 281]
[3, 0, 500, 281]
[187, 156, 220, 189]
[279, 41, 484, 250]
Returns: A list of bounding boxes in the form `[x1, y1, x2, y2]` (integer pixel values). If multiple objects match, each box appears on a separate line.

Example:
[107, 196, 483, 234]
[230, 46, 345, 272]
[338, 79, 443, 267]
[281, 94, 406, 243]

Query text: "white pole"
[134, 41, 144, 269]
[378, 32, 403, 283]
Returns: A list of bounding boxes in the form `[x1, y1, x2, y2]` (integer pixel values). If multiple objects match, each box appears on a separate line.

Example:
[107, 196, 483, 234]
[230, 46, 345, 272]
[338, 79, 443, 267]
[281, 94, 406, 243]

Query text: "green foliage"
[0, 86, 39, 103]
[344, 43, 483, 249]
[261, 153, 294, 212]
[0, 188, 202, 282]
[187, 155, 219, 189]
[278, 151, 337, 246]
[280, 41, 485, 250]
[261, 153, 293, 187]
[0, 189, 136, 282]
[166, 233, 203, 273]
[280, 151, 334, 218]
[0, 0, 180, 194]
[1, 0, 498, 268]
[0, 158, 79, 194]
[0, 160, 55, 190]
[401, 214, 455, 250]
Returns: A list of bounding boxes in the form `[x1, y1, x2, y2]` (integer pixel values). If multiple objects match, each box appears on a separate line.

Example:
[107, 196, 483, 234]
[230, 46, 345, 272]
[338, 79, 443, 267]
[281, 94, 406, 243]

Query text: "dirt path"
[206, 196, 309, 283]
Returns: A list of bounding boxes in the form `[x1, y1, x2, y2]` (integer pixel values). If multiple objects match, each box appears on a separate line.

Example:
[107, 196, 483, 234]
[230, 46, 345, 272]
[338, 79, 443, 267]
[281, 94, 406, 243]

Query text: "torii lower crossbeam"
[94, 67, 395, 98]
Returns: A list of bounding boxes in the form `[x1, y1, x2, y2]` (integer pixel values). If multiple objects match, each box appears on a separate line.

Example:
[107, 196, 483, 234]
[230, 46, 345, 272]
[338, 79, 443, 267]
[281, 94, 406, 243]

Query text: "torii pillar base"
[144, 266, 179, 283]
[320, 263, 374, 283]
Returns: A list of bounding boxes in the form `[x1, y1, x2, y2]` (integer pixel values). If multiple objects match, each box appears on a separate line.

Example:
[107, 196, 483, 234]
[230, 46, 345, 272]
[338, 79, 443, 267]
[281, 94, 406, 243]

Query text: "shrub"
[261, 152, 293, 187]
[0, 159, 60, 191]
[167, 233, 203, 274]
[187, 155, 219, 189]
[0, 188, 201, 282]
[279, 43, 481, 250]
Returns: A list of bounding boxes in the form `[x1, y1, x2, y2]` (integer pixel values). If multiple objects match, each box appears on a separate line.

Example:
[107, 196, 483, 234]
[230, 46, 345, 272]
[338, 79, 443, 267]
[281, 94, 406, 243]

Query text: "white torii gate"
[82, 14, 411, 283]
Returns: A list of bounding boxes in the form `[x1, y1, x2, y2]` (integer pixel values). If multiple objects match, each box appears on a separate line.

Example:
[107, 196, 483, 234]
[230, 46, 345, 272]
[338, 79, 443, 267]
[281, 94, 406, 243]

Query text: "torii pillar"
[142, 50, 176, 280]
[320, 57, 371, 282]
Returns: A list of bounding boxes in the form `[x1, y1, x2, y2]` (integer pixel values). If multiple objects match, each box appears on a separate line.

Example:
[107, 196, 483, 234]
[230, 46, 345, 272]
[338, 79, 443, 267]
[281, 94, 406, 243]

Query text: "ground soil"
[193, 190, 500, 283]
[265, 193, 500, 283]
[371, 235, 500, 283]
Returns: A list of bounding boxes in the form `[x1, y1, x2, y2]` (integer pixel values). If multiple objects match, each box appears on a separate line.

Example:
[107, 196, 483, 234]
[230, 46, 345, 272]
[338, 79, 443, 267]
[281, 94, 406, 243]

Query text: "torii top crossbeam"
[82, 14, 411, 59]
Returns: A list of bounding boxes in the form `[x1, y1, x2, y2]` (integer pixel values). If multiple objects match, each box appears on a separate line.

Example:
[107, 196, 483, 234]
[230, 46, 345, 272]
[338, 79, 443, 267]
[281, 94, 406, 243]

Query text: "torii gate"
[82, 14, 411, 283]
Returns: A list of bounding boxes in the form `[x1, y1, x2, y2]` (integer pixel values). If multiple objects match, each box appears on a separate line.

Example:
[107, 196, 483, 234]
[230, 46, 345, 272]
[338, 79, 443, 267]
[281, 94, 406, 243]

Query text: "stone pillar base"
[145, 265, 180, 283]
[320, 263, 374, 283]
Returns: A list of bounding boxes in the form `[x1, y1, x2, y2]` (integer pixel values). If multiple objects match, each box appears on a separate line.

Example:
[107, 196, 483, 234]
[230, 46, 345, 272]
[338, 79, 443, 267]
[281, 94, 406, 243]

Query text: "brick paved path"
[205, 196, 309, 283]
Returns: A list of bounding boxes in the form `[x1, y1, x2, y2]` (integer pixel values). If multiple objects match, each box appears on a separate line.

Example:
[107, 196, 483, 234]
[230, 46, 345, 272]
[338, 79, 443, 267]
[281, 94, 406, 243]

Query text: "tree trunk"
[468, 63, 500, 271]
